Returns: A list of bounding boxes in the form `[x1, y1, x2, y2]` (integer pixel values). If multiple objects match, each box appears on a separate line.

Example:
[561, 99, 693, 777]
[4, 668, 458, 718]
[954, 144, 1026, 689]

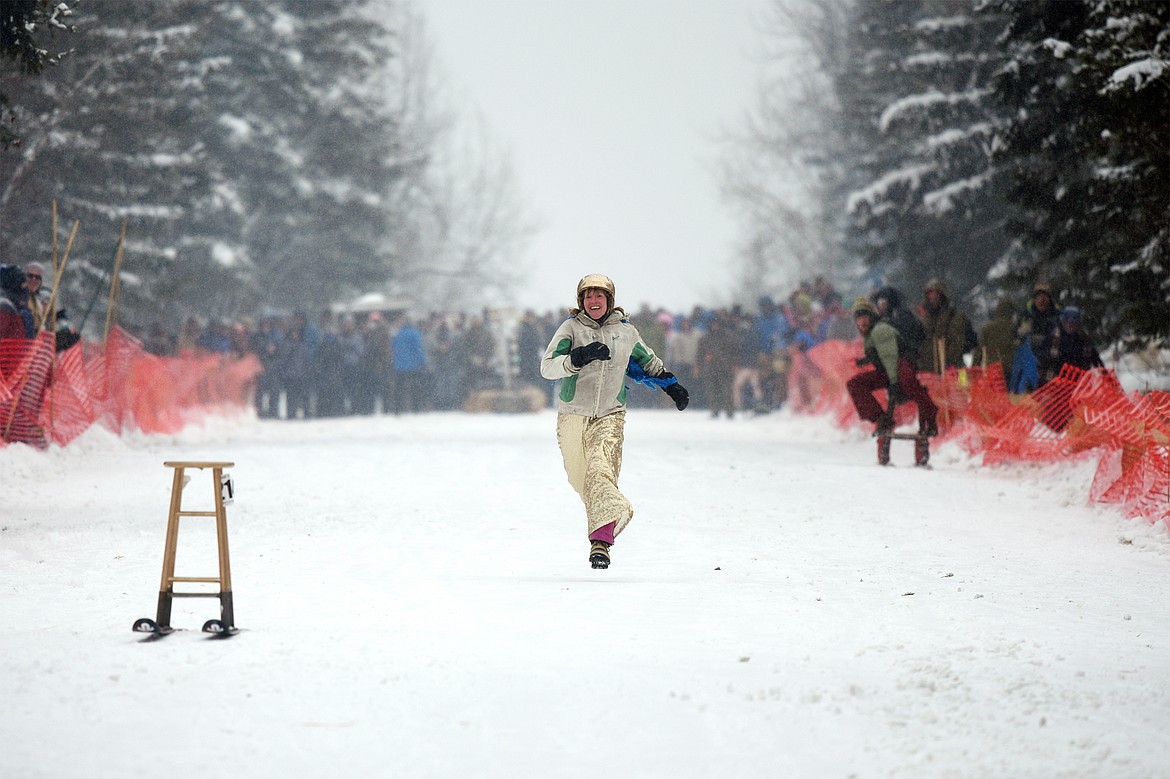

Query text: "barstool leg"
[211, 466, 234, 628]
[218, 592, 235, 628]
[155, 466, 186, 627]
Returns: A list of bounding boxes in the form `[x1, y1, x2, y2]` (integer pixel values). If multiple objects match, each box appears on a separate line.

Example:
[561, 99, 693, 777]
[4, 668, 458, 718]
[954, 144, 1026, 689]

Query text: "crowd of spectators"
[2, 261, 1105, 421]
[131, 275, 1105, 420]
[140, 309, 507, 418]
[0, 261, 80, 350]
[116, 277, 859, 419]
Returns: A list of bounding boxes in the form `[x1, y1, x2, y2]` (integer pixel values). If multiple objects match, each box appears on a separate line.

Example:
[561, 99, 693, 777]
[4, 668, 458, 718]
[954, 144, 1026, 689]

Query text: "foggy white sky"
[420, 0, 772, 313]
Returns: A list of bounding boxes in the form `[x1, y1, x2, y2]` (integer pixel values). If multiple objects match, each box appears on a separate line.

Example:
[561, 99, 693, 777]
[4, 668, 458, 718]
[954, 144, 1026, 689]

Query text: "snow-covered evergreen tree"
[840, 0, 1011, 304]
[0, 1, 217, 329]
[988, 0, 1168, 346]
[0, 0, 77, 149]
[0, 0, 403, 325]
[0, 0, 530, 329]
[244, 0, 402, 311]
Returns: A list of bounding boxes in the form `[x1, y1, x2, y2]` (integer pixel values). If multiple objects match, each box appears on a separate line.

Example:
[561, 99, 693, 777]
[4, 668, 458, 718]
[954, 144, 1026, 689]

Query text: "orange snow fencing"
[804, 338, 1170, 527]
[4, 327, 1166, 525]
[1, 326, 261, 450]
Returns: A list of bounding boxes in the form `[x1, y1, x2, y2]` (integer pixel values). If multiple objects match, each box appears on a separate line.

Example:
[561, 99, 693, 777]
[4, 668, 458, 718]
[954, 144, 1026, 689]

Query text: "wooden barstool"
[133, 461, 237, 637]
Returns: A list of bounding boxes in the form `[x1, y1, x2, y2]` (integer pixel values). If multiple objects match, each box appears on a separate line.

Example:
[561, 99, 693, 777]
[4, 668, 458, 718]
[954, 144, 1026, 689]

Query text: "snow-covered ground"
[3, 409, 1168, 779]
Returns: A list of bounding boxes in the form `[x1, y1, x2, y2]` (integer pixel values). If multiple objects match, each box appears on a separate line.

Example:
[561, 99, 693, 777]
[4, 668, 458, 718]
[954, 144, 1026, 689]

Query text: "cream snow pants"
[556, 411, 633, 539]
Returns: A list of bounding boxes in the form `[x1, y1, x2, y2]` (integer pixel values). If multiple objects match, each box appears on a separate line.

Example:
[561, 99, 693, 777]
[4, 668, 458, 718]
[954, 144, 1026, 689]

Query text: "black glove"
[887, 383, 906, 406]
[569, 341, 610, 368]
[55, 330, 81, 353]
[658, 373, 689, 410]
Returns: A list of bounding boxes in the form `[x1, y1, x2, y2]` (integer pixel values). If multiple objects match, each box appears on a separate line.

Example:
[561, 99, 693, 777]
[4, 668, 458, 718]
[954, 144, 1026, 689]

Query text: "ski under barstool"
[876, 432, 930, 467]
[133, 461, 239, 638]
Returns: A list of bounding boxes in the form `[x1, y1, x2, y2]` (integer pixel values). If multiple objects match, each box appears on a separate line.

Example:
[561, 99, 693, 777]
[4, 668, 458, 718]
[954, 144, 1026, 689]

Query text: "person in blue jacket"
[392, 314, 428, 414]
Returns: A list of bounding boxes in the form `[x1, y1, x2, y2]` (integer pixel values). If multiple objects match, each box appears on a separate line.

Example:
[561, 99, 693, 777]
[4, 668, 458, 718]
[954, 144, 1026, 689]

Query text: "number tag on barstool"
[221, 473, 235, 504]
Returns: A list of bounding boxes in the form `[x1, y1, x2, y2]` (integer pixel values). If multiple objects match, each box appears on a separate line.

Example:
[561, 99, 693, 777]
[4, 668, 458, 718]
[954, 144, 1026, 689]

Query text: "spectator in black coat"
[1018, 282, 1063, 385]
[0, 265, 30, 340]
[872, 286, 925, 368]
[1055, 307, 1104, 373]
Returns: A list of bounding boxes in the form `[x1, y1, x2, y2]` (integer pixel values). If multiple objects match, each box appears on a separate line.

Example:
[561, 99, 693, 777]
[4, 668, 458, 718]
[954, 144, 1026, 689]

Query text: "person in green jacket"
[978, 299, 1017, 380]
[918, 278, 973, 374]
[540, 274, 689, 569]
[846, 297, 938, 436]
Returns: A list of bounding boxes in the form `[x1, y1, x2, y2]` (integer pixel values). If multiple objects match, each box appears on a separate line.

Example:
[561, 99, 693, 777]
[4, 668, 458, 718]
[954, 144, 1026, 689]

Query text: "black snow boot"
[589, 541, 611, 569]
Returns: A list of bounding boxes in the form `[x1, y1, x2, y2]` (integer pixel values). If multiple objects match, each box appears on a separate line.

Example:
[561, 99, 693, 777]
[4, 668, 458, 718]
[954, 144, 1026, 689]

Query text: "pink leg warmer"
[589, 522, 615, 545]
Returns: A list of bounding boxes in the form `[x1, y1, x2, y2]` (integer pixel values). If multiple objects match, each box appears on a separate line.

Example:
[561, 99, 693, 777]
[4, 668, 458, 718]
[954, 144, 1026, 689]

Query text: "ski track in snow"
[2, 409, 1168, 779]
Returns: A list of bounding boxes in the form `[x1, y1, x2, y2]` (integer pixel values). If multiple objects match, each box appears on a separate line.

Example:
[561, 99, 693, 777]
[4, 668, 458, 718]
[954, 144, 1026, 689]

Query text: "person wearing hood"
[1017, 282, 1063, 385]
[847, 297, 938, 437]
[918, 278, 972, 373]
[978, 300, 1018, 379]
[540, 274, 689, 569]
[871, 286, 925, 368]
[1054, 307, 1103, 373]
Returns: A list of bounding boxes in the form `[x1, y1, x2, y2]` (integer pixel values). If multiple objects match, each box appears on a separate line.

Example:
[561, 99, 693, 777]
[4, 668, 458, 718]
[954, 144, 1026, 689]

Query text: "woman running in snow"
[540, 274, 689, 569]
